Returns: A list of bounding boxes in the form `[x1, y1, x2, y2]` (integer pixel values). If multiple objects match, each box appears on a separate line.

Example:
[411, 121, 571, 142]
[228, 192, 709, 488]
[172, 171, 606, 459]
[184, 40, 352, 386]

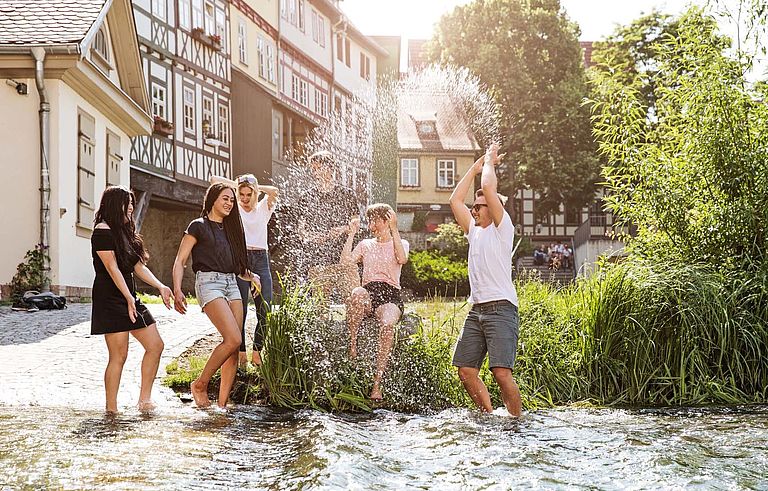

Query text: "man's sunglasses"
[237, 175, 257, 185]
[471, 204, 488, 212]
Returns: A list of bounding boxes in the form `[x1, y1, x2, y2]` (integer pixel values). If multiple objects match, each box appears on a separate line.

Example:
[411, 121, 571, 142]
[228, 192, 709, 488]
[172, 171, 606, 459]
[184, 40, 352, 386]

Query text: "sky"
[339, 0, 698, 41]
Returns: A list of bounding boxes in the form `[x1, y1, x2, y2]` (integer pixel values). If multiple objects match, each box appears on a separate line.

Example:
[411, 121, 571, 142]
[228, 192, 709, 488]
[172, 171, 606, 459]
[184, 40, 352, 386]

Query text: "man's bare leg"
[491, 367, 522, 417]
[458, 366, 493, 412]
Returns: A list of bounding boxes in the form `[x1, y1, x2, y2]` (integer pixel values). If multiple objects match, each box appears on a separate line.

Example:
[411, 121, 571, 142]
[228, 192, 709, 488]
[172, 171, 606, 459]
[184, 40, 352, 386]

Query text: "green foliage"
[260, 279, 372, 412]
[9, 245, 49, 303]
[511, 260, 768, 407]
[430, 222, 468, 259]
[137, 292, 198, 305]
[401, 250, 469, 297]
[428, 0, 600, 217]
[590, 6, 768, 268]
[411, 211, 428, 232]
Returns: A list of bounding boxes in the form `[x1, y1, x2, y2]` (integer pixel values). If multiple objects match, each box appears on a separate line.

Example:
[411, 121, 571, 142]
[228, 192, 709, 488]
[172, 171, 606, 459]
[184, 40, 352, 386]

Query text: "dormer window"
[417, 121, 436, 135]
[91, 25, 111, 74]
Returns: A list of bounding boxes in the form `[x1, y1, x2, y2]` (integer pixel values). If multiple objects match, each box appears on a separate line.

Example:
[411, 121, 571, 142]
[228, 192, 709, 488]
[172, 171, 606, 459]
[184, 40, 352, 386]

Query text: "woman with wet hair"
[91, 185, 172, 414]
[210, 173, 278, 367]
[172, 182, 254, 409]
[342, 203, 410, 401]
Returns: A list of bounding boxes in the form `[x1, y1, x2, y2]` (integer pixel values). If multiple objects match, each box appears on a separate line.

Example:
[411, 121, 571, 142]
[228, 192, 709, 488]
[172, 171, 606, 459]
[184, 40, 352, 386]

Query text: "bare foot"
[137, 400, 157, 413]
[190, 379, 211, 408]
[369, 386, 382, 401]
[238, 351, 248, 368]
[253, 350, 263, 366]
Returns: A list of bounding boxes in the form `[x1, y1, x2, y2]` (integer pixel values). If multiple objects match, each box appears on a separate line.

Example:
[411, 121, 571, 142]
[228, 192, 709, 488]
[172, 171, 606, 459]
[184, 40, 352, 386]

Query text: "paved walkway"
[0, 303, 216, 410]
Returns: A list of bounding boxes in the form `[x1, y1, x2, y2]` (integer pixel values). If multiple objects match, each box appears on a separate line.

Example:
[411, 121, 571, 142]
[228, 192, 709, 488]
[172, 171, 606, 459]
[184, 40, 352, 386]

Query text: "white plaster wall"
[51, 82, 132, 290]
[0, 79, 42, 288]
[333, 39, 376, 97]
[280, 11, 332, 72]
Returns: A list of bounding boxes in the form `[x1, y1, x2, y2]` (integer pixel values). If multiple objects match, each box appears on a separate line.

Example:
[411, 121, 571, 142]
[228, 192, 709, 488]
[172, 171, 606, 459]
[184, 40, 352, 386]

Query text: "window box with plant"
[191, 27, 222, 51]
[153, 116, 174, 137]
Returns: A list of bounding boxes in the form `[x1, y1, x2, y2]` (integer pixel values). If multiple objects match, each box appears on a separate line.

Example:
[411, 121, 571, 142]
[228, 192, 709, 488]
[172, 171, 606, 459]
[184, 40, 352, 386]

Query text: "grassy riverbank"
[165, 261, 768, 412]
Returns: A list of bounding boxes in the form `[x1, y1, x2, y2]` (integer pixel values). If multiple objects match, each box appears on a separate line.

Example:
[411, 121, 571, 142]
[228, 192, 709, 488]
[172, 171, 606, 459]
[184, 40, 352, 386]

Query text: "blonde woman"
[211, 174, 278, 366]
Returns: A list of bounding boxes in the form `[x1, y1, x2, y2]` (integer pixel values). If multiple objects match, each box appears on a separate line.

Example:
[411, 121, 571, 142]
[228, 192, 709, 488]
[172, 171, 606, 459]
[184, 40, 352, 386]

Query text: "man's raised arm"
[450, 155, 484, 234]
[481, 143, 505, 227]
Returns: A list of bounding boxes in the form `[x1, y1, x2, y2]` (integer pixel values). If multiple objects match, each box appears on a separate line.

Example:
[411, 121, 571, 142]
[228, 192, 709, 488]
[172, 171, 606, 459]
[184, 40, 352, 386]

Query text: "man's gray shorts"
[452, 300, 519, 369]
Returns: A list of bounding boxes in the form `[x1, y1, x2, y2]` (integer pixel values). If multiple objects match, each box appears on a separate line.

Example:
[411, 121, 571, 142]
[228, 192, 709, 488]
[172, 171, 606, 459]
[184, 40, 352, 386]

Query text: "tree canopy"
[589, 6, 768, 268]
[427, 0, 599, 217]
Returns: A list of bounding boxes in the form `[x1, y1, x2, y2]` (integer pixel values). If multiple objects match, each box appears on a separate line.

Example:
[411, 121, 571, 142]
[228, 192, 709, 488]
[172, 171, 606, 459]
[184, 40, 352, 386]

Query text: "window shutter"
[106, 131, 122, 186]
[78, 111, 96, 228]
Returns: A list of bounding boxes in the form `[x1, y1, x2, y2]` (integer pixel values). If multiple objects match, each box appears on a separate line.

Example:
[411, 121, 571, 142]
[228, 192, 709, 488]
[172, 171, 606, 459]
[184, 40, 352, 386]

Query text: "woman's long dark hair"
[94, 186, 148, 268]
[202, 183, 247, 276]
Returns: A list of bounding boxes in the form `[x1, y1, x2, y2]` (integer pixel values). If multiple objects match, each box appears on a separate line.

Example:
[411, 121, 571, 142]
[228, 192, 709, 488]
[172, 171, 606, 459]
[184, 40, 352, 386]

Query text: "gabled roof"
[0, 0, 106, 45]
[398, 92, 480, 153]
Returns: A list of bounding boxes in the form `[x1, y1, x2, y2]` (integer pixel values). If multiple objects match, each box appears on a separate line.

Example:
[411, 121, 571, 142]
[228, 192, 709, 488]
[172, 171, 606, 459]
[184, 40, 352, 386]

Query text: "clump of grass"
[137, 292, 198, 305]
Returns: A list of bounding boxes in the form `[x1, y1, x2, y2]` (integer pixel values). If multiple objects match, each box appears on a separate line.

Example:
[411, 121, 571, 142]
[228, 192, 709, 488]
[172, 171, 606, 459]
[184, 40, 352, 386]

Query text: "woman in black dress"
[91, 186, 172, 413]
[172, 183, 253, 409]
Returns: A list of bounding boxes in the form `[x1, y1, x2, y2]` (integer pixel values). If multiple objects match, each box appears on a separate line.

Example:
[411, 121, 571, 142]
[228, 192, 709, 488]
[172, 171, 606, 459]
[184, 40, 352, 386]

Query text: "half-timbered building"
[130, 0, 233, 291]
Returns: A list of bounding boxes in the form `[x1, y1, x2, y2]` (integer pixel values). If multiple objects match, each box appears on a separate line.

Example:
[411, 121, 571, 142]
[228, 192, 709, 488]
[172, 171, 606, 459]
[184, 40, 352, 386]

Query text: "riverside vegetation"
[167, 4, 768, 412]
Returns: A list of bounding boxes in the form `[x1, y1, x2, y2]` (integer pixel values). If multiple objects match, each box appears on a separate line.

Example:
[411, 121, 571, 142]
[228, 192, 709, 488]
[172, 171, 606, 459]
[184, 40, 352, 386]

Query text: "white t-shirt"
[466, 211, 518, 306]
[239, 197, 275, 250]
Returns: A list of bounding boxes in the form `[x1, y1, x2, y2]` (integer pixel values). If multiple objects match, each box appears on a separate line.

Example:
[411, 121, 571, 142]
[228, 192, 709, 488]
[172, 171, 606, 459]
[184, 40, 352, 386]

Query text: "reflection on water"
[1, 405, 767, 490]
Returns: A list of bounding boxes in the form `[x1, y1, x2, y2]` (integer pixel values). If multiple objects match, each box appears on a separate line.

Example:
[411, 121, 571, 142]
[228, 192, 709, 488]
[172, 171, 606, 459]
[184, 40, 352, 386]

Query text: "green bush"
[401, 250, 469, 298]
[9, 245, 49, 304]
[430, 222, 468, 259]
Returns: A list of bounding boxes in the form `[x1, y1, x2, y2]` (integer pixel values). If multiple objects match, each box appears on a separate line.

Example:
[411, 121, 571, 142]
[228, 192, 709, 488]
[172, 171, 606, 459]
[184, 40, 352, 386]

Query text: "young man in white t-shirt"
[448, 143, 522, 417]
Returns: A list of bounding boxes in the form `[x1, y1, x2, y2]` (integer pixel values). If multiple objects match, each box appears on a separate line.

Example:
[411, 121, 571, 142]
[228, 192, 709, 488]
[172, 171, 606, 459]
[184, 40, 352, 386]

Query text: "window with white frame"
[336, 33, 343, 62]
[359, 53, 370, 80]
[151, 83, 166, 120]
[314, 88, 328, 117]
[152, 0, 167, 20]
[192, 0, 203, 28]
[401, 158, 419, 187]
[299, 79, 308, 107]
[238, 20, 247, 64]
[183, 87, 195, 133]
[291, 74, 299, 102]
[288, 0, 296, 24]
[257, 37, 265, 78]
[298, 0, 305, 31]
[218, 104, 229, 146]
[215, 7, 226, 45]
[311, 10, 318, 43]
[204, 1, 215, 35]
[202, 96, 213, 135]
[318, 16, 325, 47]
[437, 159, 456, 188]
[91, 25, 110, 73]
[266, 44, 275, 82]
[179, 0, 191, 28]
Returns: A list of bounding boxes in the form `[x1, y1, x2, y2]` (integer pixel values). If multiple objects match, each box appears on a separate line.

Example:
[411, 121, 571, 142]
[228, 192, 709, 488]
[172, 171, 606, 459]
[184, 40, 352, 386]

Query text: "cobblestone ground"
[0, 303, 218, 410]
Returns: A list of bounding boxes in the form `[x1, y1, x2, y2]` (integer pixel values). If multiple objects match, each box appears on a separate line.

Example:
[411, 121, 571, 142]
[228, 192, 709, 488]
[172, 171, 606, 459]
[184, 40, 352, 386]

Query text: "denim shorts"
[194, 271, 242, 309]
[452, 300, 519, 369]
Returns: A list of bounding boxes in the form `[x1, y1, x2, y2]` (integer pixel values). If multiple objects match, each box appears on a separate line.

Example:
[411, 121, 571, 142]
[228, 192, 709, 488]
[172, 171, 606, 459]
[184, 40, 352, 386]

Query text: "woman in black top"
[172, 182, 252, 409]
[91, 186, 172, 413]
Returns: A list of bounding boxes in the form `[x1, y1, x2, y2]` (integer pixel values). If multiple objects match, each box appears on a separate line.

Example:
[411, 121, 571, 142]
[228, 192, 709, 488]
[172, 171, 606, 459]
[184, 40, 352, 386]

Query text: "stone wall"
[137, 206, 199, 295]
[399, 231, 433, 251]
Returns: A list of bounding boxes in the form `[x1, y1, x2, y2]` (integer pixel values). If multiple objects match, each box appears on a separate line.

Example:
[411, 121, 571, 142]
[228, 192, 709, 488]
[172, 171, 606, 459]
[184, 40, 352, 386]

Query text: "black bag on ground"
[22, 291, 67, 310]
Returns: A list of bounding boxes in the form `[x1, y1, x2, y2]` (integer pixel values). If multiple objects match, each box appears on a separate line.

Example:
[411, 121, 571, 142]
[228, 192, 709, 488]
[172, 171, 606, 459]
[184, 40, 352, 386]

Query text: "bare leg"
[491, 367, 522, 417]
[192, 298, 242, 408]
[103, 332, 129, 413]
[458, 366, 493, 412]
[218, 300, 243, 408]
[346, 287, 371, 359]
[130, 323, 165, 411]
[370, 304, 401, 401]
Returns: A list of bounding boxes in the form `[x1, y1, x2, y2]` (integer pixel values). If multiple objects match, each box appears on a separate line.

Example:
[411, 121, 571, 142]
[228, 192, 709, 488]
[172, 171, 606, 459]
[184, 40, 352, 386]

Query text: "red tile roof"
[0, 0, 106, 45]
[398, 91, 480, 152]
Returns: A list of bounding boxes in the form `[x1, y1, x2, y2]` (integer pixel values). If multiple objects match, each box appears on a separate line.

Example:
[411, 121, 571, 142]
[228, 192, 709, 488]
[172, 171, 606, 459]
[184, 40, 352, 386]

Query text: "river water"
[1, 404, 766, 490]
